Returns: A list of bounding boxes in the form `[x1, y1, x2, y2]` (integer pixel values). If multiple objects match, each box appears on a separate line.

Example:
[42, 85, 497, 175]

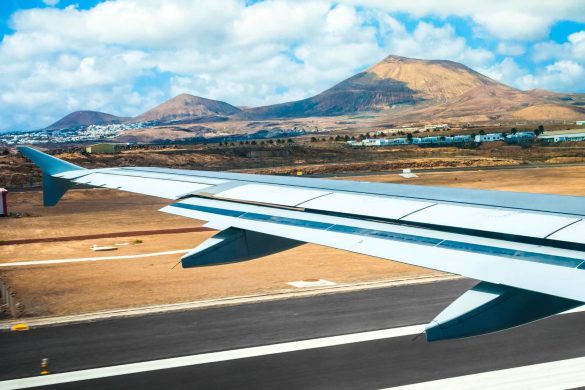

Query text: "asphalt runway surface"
[3, 278, 585, 389]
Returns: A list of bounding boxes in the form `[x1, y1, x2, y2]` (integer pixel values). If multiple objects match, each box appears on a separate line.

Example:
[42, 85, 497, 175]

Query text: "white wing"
[19, 146, 585, 340]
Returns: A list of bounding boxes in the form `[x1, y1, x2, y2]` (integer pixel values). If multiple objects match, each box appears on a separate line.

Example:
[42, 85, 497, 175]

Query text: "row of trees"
[217, 138, 295, 147]
[477, 125, 545, 138]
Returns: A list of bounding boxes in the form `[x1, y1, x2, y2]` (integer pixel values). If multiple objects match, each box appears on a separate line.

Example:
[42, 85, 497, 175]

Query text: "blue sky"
[1, 0, 584, 131]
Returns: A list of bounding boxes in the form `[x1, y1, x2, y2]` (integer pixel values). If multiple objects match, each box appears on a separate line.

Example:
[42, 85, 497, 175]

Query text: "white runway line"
[0, 249, 191, 267]
[0, 324, 425, 389]
[382, 356, 585, 390]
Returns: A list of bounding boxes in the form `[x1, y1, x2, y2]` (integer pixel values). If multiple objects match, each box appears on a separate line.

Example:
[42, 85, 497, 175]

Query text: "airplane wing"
[18, 146, 585, 341]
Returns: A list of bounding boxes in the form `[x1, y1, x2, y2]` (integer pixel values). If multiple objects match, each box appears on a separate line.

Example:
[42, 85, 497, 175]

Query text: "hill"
[133, 93, 241, 124]
[41, 55, 585, 136]
[45, 111, 127, 130]
[240, 55, 585, 121]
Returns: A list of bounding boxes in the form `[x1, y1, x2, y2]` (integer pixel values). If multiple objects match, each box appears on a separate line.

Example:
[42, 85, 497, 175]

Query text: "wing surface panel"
[44, 164, 585, 246]
[402, 204, 580, 238]
[161, 197, 585, 302]
[116, 166, 585, 216]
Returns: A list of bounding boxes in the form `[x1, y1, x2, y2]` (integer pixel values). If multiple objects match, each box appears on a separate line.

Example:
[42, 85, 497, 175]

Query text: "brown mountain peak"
[134, 93, 241, 123]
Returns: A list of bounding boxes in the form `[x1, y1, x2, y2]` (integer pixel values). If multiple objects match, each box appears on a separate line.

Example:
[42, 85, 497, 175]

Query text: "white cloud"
[481, 57, 585, 92]
[0, 0, 584, 132]
[518, 60, 585, 91]
[479, 57, 526, 85]
[496, 42, 525, 56]
[533, 30, 585, 62]
[380, 21, 494, 68]
[342, 0, 585, 41]
[473, 12, 546, 41]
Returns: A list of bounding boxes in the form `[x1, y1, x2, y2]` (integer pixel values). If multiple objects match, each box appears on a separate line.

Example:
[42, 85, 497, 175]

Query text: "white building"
[577, 121, 585, 125]
[475, 133, 503, 142]
[424, 124, 450, 131]
[539, 132, 585, 142]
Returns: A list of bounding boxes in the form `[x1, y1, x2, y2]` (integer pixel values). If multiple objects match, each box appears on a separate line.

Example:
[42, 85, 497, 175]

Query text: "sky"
[1, 0, 584, 132]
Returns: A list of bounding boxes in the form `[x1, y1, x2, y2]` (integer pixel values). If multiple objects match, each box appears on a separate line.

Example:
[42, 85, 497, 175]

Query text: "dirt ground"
[341, 165, 585, 196]
[3, 165, 585, 318]
[0, 189, 433, 318]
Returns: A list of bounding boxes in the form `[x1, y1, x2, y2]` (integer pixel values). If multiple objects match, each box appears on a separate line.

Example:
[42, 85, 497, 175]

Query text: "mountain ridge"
[43, 55, 585, 131]
[45, 110, 128, 130]
[133, 93, 241, 124]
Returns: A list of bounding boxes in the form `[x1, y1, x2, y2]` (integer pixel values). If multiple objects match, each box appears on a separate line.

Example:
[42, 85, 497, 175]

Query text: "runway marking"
[0, 249, 191, 267]
[2, 308, 585, 389]
[0, 324, 425, 389]
[382, 356, 585, 390]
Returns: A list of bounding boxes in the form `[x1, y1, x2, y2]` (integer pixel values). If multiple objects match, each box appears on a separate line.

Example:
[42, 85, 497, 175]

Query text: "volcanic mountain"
[133, 93, 241, 124]
[240, 55, 585, 121]
[44, 55, 585, 132]
[45, 110, 127, 130]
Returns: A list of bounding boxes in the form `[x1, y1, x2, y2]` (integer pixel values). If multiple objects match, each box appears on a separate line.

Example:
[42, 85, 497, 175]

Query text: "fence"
[0, 278, 22, 318]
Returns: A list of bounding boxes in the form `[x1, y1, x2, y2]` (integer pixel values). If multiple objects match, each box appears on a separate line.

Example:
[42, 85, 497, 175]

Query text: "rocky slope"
[133, 93, 241, 124]
[241, 55, 585, 121]
[43, 55, 585, 132]
[45, 111, 127, 130]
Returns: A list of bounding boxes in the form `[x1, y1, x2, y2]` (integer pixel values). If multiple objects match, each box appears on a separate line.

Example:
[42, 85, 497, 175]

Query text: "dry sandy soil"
[3, 165, 585, 318]
[0, 189, 433, 318]
[341, 165, 585, 196]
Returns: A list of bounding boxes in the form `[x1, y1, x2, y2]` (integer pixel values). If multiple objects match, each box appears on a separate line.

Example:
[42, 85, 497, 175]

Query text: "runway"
[2, 278, 585, 389]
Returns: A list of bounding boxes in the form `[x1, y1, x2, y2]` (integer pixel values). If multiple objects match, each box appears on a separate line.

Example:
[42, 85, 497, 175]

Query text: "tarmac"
[3, 278, 585, 389]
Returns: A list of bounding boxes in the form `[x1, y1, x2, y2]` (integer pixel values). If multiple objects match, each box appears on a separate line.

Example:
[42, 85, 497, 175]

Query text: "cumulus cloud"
[343, 0, 585, 41]
[380, 21, 494, 67]
[479, 57, 526, 86]
[496, 42, 526, 56]
[518, 60, 585, 91]
[0, 0, 584, 132]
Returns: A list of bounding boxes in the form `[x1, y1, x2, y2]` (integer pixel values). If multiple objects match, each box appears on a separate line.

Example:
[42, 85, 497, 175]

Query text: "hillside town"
[0, 122, 146, 145]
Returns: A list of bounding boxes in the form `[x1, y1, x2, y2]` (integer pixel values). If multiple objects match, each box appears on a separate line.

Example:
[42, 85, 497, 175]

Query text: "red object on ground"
[0, 188, 7, 216]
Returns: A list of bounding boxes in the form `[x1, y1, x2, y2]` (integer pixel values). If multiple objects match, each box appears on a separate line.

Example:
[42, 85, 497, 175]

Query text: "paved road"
[3, 278, 585, 389]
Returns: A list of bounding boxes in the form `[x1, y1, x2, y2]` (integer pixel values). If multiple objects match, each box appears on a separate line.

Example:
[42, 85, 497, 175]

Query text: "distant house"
[507, 132, 535, 141]
[539, 132, 585, 143]
[577, 121, 585, 126]
[85, 143, 124, 154]
[424, 124, 450, 131]
[349, 135, 473, 147]
[474, 133, 503, 142]
[361, 139, 384, 146]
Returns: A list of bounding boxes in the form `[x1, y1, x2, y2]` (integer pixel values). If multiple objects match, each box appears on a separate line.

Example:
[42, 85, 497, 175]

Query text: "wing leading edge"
[18, 146, 585, 341]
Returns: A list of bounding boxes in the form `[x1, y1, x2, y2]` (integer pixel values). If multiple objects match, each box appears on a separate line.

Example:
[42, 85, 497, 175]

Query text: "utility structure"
[0, 188, 7, 216]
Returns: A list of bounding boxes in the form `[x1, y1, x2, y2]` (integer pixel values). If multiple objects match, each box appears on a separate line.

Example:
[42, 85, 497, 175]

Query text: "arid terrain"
[32, 55, 585, 144]
[3, 164, 585, 319]
[4, 137, 585, 188]
[0, 189, 434, 318]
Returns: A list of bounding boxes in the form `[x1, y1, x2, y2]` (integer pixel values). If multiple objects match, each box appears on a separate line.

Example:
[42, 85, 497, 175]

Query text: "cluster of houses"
[348, 132, 536, 147]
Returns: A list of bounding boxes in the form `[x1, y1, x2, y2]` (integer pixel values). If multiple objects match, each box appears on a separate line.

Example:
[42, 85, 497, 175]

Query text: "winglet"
[17, 146, 85, 176]
[17, 146, 86, 206]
